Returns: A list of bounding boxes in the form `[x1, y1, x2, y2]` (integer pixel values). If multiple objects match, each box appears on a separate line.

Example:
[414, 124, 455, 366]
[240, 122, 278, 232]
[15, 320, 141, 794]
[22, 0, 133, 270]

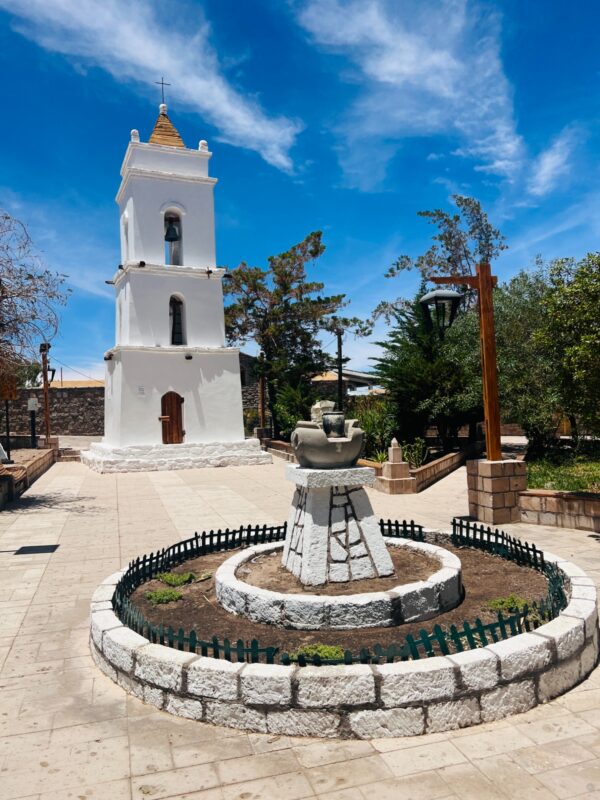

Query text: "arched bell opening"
[160, 391, 184, 444]
[164, 212, 183, 266]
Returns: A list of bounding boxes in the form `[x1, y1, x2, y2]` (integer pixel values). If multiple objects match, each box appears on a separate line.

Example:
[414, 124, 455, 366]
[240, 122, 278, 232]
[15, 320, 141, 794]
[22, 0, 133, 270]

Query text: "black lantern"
[164, 219, 180, 242]
[419, 288, 462, 340]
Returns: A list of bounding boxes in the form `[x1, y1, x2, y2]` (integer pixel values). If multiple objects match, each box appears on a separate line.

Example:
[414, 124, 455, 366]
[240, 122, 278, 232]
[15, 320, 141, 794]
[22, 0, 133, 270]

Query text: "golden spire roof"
[149, 104, 185, 148]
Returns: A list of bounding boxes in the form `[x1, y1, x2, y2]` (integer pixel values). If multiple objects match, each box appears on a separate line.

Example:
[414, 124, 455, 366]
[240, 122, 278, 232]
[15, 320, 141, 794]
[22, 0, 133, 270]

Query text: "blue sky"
[1, 0, 599, 377]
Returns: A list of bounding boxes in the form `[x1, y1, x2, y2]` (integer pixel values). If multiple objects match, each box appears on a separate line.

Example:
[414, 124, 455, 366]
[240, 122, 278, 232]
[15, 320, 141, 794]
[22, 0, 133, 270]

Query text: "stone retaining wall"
[89, 546, 599, 738]
[24, 449, 56, 485]
[215, 540, 462, 630]
[9, 387, 105, 436]
[519, 490, 600, 532]
[412, 449, 479, 492]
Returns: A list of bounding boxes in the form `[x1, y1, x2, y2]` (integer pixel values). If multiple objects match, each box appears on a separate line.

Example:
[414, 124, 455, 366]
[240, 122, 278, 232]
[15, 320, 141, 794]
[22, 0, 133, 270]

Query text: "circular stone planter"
[90, 546, 600, 739]
[214, 540, 462, 630]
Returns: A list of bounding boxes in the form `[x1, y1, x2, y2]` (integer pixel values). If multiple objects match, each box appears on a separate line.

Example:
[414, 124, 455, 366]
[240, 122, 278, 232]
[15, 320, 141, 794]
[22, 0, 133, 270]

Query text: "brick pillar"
[375, 439, 417, 494]
[466, 459, 527, 525]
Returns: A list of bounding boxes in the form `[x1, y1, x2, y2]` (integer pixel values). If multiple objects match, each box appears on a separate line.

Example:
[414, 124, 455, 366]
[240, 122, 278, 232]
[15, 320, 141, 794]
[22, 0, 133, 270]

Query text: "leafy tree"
[0, 211, 68, 374]
[536, 254, 600, 438]
[493, 266, 561, 455]
[223, 231, 363, 437]
[373, 286, 481, 449]
[373, 195, 507, 321]
[273, 383, 316, 441]
[16, 362, 42, 388]
[349, 395, 396, 457]
[371, 196, 504, 448]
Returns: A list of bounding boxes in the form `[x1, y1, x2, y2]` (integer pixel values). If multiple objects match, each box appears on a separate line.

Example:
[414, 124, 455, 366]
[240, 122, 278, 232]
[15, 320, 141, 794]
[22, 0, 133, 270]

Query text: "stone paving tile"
[2, 460, 600, 798]
[437, 762, 508, 800]
[131, 763, 221, 799]
[293, 739, 375, 768]
[305, 753, 394, 793]
[513, 714, 598, 745]
[474, 753, 560, 799]
[216, 749, 302, 785]
[536, 759, 600, 798]
[171, 736, 254, 768]
[220, 770, 314, 800]
[38, 779, 132, 799]
[510, 738, 596, 775]
[451, 726, 539, 760]
[379, 740, 467, 776]
[357, 770, 452, 800]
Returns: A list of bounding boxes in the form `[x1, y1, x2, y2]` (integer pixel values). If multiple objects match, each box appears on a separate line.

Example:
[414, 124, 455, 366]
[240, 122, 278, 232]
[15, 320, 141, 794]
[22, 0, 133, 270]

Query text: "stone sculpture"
[290, 417, 363, 469]
[283, 414, 395, 585]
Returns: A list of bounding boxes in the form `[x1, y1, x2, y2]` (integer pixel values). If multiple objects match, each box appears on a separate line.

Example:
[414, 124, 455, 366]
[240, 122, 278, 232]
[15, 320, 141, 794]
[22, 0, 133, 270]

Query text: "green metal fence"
[111, 518, 568, 667]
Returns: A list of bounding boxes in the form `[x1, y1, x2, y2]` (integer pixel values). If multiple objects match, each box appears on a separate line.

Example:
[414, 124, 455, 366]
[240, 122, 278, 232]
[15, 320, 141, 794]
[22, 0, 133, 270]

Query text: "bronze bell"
[164, 220, 180, 242]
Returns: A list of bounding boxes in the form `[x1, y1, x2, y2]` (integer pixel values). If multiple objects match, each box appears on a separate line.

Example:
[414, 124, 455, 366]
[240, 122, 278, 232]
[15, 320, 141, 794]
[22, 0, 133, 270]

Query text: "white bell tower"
[82, 104, 270, 473]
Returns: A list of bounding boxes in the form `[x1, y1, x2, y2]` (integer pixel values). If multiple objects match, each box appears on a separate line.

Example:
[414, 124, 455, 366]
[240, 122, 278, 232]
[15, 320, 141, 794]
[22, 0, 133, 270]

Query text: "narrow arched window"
[169, 296, 185, 345]
[164, 213, 182, 266]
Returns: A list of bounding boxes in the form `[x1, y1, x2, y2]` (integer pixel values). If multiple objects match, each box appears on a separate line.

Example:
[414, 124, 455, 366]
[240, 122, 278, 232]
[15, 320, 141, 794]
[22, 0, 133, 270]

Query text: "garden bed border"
[519, 489, 600, 532]
[90, 531, 599, 738]
[215, 539, 462, 630]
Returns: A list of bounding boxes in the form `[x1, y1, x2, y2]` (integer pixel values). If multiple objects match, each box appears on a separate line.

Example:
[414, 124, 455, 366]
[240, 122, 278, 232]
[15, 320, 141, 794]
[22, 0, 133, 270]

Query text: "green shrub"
[351, 396, 396, 458]
[145, 588, 183, 605]
[487, 594, 527, 613]
[157, 571, 195, 587]
[273, 383, 315, 441]
[401, 437, 428, 468]
[371, 450, 388, 463]
[289, 643, 345, 662]
[243, 408, 260, 436]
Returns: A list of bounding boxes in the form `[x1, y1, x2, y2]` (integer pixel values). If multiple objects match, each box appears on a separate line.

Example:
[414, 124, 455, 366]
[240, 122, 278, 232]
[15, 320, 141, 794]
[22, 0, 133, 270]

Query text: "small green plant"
[288, 643, 346, 662]
[371, 450, 388, 464]
[157, 571, 195, 587]
[145, 588, 183, 605]
[401, 437, 428, 468]
[487, 594, 527, 613]
[487, 594, 543, 626]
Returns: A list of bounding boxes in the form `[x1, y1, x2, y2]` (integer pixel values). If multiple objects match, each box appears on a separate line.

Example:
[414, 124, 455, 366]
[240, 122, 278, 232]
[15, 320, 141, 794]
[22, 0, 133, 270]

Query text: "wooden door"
[160, 392, 184, 444]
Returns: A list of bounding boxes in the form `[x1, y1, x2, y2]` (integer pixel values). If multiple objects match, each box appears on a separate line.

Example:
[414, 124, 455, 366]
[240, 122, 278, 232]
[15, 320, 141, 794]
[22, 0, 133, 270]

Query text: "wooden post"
[4, 400, 11, 462]
[336, 329, 344, 412]
[258, 352, 266, 430]
[477, 262, 502, 461]
[429, 262, 502, 461]
[40, 345, 51, 443]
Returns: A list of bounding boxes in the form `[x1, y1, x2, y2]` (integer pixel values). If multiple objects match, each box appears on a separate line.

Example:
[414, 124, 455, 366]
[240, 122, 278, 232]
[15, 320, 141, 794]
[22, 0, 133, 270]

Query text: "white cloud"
[297, 0, 524, 188]
[1, 0, 301, 171]
[527, 127, 579, 197]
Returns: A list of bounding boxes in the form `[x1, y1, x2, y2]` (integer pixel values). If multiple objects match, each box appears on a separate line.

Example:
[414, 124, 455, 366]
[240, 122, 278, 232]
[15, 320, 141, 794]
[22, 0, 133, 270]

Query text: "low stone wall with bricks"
[10, 387, 105, 436]
[467, 459, 527, 525]
[520, 491, 600, 533]
[89, 546, 598, 738]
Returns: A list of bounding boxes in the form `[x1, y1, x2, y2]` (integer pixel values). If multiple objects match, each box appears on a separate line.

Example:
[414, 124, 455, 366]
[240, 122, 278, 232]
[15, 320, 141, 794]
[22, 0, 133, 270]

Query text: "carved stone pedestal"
[375, 439, 417, 494]
[282, 465, 394, 586]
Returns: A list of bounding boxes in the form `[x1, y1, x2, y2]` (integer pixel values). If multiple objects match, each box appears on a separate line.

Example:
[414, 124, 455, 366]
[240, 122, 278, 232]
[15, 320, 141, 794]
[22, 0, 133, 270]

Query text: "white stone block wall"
[90, 550, 599, 739]
[215, 540, 462, 630]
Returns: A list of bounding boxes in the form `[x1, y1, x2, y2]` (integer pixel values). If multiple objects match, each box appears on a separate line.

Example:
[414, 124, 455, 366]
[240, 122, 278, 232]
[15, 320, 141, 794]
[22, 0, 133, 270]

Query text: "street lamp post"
[426, 262, 501, 461]
[422, 263, 526, 525]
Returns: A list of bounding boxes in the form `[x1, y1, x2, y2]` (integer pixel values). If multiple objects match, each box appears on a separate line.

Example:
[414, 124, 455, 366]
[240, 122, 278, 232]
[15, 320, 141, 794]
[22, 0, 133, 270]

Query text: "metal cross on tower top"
[154, 77, 171, 104]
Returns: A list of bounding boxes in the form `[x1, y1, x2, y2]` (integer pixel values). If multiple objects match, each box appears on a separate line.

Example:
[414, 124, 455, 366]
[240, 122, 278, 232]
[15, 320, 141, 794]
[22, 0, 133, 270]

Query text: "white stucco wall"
[103, 348, 244, 447]
[117, 144, 216, 268]
[114, 269, 226, 348]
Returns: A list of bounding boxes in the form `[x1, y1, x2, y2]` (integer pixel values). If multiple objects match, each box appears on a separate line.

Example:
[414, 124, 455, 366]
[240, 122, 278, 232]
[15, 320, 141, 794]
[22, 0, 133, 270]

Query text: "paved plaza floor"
[2, 459, 600, 799]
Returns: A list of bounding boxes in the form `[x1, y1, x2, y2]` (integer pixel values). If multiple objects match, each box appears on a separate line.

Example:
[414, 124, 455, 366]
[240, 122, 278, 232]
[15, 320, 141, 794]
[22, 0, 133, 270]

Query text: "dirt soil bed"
[128, 540, 549, 653]
[237, 546, 439, 595]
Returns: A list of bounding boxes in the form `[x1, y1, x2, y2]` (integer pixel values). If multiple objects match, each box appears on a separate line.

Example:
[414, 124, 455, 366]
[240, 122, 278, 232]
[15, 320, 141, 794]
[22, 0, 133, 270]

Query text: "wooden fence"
[112, 518, 568, 667]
